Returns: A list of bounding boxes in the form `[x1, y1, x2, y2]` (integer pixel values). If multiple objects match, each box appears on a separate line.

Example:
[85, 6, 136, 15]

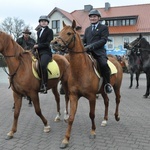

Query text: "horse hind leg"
[113, 86, 121, 121]
[52, 86, 61, 122]
[6, 92, 22, 140]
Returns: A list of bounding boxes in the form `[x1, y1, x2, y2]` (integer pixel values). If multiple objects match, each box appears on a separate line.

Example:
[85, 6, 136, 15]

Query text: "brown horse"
[0, 31, 70, 139]
[51, 20, 123, 148]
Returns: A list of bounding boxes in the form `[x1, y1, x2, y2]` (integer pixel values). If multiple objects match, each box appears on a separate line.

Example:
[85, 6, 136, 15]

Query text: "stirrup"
[104, 83, 112, 94]
[39, 84, 47, 94]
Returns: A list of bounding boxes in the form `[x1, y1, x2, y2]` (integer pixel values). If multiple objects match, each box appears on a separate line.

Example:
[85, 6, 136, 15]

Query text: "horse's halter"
[57, 34, 75, 51]
[129, 38, 142, 50]
[57, 28, 86, 54]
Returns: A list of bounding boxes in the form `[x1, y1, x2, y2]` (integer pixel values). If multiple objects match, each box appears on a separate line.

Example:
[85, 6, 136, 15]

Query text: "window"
[106, 37, 114, 50]
[52, 20, 60, 33]
[123, 37, 130, 50]
[123, 37, 130, 43]
[106, 17, 137, 27]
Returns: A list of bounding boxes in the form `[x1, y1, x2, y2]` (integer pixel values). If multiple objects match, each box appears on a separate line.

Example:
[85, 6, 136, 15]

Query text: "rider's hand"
[84, 45, 93, 52]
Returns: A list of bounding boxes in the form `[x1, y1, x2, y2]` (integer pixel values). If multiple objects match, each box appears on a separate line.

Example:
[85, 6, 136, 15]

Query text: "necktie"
[92, 25, 95, 31]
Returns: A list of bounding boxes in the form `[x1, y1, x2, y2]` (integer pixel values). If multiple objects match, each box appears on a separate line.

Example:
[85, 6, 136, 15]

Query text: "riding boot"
[101, 64, 113, 94]
[39, 70, 47, 94]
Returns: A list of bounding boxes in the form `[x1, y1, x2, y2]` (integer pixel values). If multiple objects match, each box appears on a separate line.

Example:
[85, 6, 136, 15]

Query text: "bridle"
[129, 38, 150, 52]
[56, 29, 87, 54]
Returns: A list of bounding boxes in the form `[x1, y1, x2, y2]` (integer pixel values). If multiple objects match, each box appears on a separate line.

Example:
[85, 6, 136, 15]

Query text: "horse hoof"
[44, 125, 51, 133]
[28, 103, 32, 107]
[60, 143, 68, 149]
[54, 117, 61, 122]
[5, 135, 13, 140]
[143, 95, 148, 98]
[115, 116, 120, 121]
[101, 120, 107, 126]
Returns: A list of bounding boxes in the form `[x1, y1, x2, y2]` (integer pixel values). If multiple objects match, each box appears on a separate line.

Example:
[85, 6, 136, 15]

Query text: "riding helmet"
[38, 15, 50, 23]
[89, 9, 101, 17]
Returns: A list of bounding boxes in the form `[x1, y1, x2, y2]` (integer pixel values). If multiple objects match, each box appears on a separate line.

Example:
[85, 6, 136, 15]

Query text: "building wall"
[49, 12, 71, 35]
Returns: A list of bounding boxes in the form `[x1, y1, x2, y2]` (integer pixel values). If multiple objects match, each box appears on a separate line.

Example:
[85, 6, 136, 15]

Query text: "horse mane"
[142, 38, 150, 48]
[2, 31, 32, 59]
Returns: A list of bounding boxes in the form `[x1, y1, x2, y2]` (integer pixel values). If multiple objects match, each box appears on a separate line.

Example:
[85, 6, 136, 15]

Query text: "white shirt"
[39, 27, 45, 37]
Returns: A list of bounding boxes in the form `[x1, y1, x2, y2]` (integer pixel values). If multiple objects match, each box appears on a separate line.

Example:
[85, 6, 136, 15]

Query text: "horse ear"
[139, 33, 142, 39]
[62, 21, 66, 27]
[72, 20, 76, 29]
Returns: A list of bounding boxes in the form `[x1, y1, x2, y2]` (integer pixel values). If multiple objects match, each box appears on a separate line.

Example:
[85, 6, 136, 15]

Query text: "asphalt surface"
[0, 68, 150, 150]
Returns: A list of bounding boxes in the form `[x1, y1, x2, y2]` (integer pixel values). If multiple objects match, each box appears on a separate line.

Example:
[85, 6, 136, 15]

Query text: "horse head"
[51, 20, 84, 53]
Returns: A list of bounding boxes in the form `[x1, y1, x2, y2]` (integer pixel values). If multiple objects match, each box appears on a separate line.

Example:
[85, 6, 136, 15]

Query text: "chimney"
[105, 2, 110, 11]
[84, 5, 93, 12]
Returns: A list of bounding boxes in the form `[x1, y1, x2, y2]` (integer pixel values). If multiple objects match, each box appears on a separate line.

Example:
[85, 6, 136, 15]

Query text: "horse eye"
[67, 32, 71, 36]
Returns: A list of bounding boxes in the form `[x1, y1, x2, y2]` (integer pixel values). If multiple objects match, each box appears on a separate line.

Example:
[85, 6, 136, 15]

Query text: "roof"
[49, 3, 150, 35]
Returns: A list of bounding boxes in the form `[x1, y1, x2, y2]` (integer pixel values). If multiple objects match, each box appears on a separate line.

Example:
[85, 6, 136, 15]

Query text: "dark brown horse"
[0, 31, 70, 139]
[51, 20, 123, 148]
[124, 34, 150, 97]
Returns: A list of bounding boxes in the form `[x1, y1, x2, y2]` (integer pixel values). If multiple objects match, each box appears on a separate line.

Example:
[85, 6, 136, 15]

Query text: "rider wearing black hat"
[34, 15, 53, 94]
[83, 9, 112, 94]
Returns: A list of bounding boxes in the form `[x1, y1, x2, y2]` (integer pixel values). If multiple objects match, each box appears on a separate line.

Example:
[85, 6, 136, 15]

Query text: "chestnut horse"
[51, 20, 123, 148]
[0, 31, 69, 139]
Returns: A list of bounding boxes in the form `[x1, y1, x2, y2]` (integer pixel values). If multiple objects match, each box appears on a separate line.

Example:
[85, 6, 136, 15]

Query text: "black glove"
[84, 45, 93, 52]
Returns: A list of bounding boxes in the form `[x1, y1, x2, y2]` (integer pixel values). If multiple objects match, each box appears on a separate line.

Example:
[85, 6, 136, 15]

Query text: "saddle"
[32, 56, 60, 80]
[88, 54, 117, 78]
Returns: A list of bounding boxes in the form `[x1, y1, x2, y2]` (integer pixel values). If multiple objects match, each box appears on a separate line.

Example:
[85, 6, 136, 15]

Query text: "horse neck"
[3, 40, 24, 74]
[69, 46, 90, 76]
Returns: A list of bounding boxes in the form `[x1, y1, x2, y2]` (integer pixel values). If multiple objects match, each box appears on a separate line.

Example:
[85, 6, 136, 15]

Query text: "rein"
[2, 54, 21, 89]
[57, 32, 87, 54]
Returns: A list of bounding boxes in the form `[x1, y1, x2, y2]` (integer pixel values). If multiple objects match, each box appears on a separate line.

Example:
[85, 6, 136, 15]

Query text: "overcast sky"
[0, 0, 150, 30]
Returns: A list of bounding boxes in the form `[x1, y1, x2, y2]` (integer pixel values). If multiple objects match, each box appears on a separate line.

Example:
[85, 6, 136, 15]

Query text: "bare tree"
[0, 17, 36, 40]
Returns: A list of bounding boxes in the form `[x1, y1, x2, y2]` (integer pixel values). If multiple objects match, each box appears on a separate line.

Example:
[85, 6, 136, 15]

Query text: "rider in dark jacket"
[34, 15, 53, 94]
[83, 9, 112, 94]
[16, 28, 35, 50]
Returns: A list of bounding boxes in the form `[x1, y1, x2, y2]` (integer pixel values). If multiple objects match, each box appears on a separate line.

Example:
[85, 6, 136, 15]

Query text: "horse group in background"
[124, 34, 150, 98]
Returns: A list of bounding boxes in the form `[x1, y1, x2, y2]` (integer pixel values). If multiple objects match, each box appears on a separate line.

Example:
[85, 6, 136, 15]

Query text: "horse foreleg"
[135, 72, 140, 89]
[32, 94, 50, 132]
[52, 86, 61, 122]
[129, 72, 133, 88]
[101, 92, 109, 126]
[64, 93, 69, 122]
[6, 92, 22, 140]
[89, 96, 96, 139]
[60, 95, 78, 149]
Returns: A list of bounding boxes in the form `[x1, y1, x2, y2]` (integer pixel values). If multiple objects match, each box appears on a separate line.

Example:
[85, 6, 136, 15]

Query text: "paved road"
[0, 69, 150, 150]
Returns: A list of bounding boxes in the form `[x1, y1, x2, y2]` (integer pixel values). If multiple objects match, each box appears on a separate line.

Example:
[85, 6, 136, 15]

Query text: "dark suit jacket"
[83, 22, 109, 57]
[37, 26, 53, 56]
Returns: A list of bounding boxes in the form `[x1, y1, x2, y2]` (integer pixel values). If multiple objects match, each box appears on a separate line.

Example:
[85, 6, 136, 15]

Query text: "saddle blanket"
[32, 58, 60, 80]
[88, 55, 117, 78]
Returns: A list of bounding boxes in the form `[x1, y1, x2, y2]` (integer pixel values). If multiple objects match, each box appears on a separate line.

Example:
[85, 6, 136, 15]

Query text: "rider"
[34, 15, 53, 94]
[16, 28, 36, 107]
[16, 28, 35, 50]
[83, 9, 112, 94]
